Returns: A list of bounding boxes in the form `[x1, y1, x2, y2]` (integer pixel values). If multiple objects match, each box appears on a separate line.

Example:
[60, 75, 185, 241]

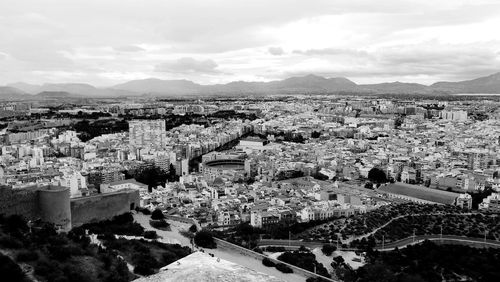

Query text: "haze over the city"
[1, 0, 500, 86]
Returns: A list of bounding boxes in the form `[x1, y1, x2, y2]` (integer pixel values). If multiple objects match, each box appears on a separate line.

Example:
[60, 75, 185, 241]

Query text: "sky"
[0, 0, 500, 86]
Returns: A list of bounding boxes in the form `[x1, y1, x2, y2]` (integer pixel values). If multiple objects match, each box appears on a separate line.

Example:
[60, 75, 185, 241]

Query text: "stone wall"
[71, 190, 139, 227]
[213, 238, 337, 282]
[0, 186, 39, 218]
[38, 186, 71, 231]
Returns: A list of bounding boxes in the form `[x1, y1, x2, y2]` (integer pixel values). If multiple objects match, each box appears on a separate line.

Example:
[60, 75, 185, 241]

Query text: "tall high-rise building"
[440, 110, 468, 121]
[128, 120, 167, 148]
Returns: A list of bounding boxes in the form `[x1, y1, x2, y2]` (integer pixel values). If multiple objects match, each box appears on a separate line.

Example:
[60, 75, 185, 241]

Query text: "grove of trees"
[368, 168, 387, 183]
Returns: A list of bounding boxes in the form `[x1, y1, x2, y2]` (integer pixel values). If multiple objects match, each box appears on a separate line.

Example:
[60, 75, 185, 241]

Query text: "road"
[346, 212, 474, 243]
[378, 234, 500, 251]
[258, 234, 500, 251]
[135, 214, 310, 282]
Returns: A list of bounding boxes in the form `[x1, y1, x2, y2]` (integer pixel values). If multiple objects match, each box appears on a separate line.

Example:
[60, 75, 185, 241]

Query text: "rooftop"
[108, 179, 148, 187]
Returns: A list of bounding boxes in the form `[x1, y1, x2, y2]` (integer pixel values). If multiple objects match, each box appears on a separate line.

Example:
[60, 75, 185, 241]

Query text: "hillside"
[431, 72, 500, 93]
[0, 86, 30, 100]
[2, 72, 500, 99]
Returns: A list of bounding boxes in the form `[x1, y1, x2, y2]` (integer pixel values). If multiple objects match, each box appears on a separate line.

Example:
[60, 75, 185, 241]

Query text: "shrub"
[97, 231, 116, 241]
[254, 247, 263, 254]
[151, 209, 165, 220]
[306, 277, 330, 282]
[150, 219, 170, 230]
[79, 212, 144, 236]
[278, 250, 330, 277]
[189, 224, 198, 233]
[136, 207, 151, 215]
[133, 253, 160, 275]
[275, 263, 293, 273]
[134, 263, 156, 276]
[332, 255, 345, 266]
[179, 230, 195, 239]
[264, 246, 286, 252]
[321, 244, 336, 256]
[144, 231, 158, 239]
[0, 254, 27, 282]
[262, 257, 276, 267]
[0, 235, 23, 249]
[16, 250, 39, 262]
[34, 258, 66, 282]
[4, 215, 29, 235]
[194, 230, 217, 249]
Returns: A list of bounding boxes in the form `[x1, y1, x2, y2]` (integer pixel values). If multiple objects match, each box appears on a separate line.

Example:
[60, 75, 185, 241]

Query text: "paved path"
[135, 214, 309, 282]
[378, 234, 500, 251]
[134, 214, 192, 246]
[258, 234, 500, 251]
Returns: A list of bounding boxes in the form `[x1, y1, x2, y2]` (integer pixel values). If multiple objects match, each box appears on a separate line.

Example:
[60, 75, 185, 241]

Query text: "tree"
[313, 172, 329, 180]
[0, 254, 28, 282]
[168, 164, 179, 182]
[262, 257, 276, 267]
[368, 168, 387, 184]
[189, 224, 198, 233]
[332, 255, 345, 266]
[311, 131, 321, 138]
[143, 231, 158, 239]
[278, 250, 330, 277]
[394, 115, 405, 129]
[357, 263, 397, 282]
[194, 230, 216, 248]
[275, 263, 293, 273]
[133, 166, 169, 191]
[321, 244, 337, 256]
[151, 209, 165, 220]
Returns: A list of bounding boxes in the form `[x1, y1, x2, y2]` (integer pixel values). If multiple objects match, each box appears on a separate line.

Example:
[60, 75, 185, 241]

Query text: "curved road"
[345, 212, 474, 243]
[258, 234, 500, 251]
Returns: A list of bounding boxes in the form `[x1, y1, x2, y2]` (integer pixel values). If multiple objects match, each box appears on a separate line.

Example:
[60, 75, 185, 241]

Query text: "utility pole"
[440, 225, 443, 243]
[382, 235, 385, 250]
[412, 228, 416, 243]
[289, 230, 291, 247]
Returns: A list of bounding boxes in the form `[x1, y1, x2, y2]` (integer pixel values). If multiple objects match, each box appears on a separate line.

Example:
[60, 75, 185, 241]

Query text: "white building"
[129, 120, 167, 148]
[100, 179, 148, 194]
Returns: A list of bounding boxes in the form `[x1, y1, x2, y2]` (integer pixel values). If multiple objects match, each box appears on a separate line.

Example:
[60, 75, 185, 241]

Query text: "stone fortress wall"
[70, 190, 139, 227]
[0, 185, 139, 230]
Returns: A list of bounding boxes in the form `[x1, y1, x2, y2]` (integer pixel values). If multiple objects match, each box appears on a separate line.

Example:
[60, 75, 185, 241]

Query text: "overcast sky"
[1, 0, 500, 86]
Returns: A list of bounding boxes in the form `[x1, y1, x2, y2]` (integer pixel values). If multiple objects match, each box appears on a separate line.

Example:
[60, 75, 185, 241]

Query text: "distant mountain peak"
[2, 71, 500, 99]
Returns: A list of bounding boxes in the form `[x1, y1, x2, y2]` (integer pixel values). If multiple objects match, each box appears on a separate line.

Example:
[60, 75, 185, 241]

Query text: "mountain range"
[2, 72, 500, 100]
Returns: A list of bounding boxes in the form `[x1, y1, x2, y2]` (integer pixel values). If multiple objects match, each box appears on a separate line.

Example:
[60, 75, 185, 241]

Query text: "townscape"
[2, 0, 500, 281]
[1, 91, 500, 282]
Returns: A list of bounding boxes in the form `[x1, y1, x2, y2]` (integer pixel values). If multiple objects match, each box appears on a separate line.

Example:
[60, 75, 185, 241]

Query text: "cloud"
[113, 45, 145, 52]
[154, 57, 220, 74]
[293, 48, 369, 57]
[268, 47, 284, 56]
[1, 0, 500, 85]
